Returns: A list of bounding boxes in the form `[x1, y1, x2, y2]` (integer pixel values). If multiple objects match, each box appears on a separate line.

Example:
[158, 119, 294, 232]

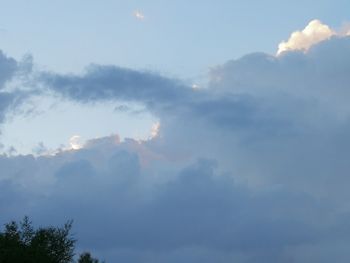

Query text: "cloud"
[0, 138, 328, 263]
[0, 50, 18, 89]
[114, 104, 131, 112]
[277, 20, 335, 55]
[32, 142, 49, 155]
[150, 121, 160, 139]
[69, 135, 84, 150]
[0, 51, 34, 126]
[0, 92, 16, 123]
[0, 51, 20, 123]
[41, 65, 194, 113]
[38, 34, 350, 193]
[133, 10, 145, 20]
[3, 22, 350, 262]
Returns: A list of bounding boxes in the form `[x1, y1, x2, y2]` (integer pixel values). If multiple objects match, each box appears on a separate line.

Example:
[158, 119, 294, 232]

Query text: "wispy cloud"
[133, 10, 145, 20]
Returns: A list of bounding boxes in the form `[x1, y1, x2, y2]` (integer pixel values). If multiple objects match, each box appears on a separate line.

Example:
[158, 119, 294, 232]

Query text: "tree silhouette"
[0, 217, 102, 263]
[77, 252, 101, 263]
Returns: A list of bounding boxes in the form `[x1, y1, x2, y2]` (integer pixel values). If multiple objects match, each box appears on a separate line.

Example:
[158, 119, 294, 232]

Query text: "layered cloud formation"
[1, 21, 350, 262]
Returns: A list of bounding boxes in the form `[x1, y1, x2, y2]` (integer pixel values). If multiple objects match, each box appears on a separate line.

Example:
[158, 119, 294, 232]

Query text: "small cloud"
[114, 104, 130, 112]
[192, 84, 200, 90]
[133, 10, 145, 20]
[150, 121, 160, 139]
[343, 24, 350, 36]
[277, 19, 335, 55]
[69, 135, 84, 150]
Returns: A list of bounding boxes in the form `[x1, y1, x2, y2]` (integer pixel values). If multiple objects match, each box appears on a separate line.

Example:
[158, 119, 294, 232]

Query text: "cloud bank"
[1, 20, 350, 262]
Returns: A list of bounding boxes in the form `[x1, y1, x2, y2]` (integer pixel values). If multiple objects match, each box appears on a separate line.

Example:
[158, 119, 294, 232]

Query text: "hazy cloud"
[133, 10, 145, 20]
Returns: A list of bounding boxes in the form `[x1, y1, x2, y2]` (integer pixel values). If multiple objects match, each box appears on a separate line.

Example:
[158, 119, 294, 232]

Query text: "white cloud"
[150, 121, 160, 139]
[69, 135, 83, 150]
[191, 84, 200, 90]
[133, 10, 145, 20]
[277, 20, 335, 55]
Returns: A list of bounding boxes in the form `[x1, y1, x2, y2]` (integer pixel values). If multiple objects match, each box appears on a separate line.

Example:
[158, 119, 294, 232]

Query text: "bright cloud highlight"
[277, 19, 335, 55]
[69, 135, 83, 150]
[150, 121, 160, 139]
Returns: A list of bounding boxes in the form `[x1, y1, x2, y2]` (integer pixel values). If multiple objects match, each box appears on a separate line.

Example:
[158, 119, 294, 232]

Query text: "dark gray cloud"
[41, 65, 194, 110]
[0, 138, 331, 263]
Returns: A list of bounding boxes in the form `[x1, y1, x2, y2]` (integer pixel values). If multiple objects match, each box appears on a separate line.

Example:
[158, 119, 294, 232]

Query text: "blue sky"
[1, 0, 349, 77]
[1, 1, 350, 262]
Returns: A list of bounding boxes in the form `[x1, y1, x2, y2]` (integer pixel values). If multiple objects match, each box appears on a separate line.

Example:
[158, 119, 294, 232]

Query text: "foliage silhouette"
[0, 217, 102, 263]
[77, 252, 101, 263]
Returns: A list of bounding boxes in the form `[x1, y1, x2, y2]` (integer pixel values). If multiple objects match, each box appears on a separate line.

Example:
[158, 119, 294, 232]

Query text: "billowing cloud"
[277, 19, 335, 55]
[2, 23, 350, 262]
[38, 34, 350, 193]
[0, 136, 332, 263]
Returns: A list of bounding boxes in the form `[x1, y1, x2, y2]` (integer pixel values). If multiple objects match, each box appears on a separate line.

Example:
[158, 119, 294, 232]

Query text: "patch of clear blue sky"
[0, 0, 349, 154]
[1, 96, 156, 154]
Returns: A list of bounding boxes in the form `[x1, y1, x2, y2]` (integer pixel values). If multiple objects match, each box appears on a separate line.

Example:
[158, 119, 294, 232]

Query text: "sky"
[1, 1, 350, 262]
